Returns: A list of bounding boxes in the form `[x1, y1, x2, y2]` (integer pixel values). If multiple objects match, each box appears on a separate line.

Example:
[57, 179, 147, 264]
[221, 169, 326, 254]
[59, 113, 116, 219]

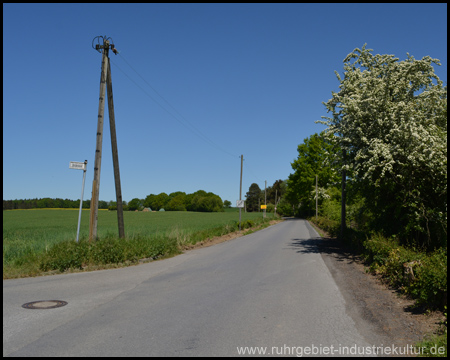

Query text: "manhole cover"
[22, 300, 68, 309]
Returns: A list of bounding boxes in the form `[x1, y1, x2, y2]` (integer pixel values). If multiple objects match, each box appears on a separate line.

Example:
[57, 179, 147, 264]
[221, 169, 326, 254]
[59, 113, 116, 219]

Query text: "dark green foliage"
[245, 183, 262, 212]
[39, 239, 90, 272]
[127, 198, 144, 211]
[363, 235, 447, 310]
[143, 190, 224, 212]
[188, 191, 224, 212]
[241, 219, 254, 229]
[3, 198, 96, 210]
[286, 132, 341, 217]
[310, 217, 448, 311]
[410, 249, 447, 309]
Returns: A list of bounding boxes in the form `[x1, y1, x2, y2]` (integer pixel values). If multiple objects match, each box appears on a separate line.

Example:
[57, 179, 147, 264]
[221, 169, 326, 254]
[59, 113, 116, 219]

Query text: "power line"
[109, 55, 239, 159]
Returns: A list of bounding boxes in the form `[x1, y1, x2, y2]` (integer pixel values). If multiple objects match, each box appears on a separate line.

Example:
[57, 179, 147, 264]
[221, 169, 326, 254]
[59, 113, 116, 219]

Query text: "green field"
[3, 208, 276, 278]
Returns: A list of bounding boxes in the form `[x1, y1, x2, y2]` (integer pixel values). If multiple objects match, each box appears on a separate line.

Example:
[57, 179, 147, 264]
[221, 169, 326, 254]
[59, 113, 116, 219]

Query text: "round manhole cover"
[22, 300, 68, 309]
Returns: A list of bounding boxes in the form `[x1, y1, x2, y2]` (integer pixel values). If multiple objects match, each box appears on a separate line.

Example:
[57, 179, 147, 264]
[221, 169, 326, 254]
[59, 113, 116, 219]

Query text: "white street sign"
[236, 200, 245, 208]
[69, 161, 86, 170]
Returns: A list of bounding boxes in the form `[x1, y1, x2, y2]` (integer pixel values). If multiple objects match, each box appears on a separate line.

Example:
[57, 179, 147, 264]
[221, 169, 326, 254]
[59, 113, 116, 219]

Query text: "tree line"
[3, 190, 225, 213]
[124, 190, 224, 212]
[3, 198, 103, 210]
[243, 179, 293, 215]
[285, 44, 446, 251]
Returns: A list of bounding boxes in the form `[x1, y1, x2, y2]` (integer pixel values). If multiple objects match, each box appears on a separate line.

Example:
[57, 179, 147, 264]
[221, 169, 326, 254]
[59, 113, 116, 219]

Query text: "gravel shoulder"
[308, 221, 445, 355]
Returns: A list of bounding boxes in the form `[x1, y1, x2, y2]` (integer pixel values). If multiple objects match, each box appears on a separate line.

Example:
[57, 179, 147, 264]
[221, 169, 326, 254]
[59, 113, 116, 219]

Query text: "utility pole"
[264, 180, 267, 219]
[275, 189, 277, 216]
[106, 60, 125, 238]
[239, 154, 243, 230]
[89, 39, 109, 242]
[89, 36, 123, 241]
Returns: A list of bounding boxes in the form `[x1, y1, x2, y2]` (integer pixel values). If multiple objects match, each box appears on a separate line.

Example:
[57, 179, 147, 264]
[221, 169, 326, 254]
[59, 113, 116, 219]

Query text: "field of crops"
[3, 208, 274, 278]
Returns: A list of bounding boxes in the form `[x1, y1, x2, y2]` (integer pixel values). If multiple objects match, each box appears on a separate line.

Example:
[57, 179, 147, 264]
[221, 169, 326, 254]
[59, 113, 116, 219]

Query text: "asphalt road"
[4, 219, 380, 357]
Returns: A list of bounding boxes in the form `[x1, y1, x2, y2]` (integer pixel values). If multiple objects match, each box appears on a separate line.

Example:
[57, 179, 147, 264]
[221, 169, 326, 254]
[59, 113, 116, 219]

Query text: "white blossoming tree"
[318, 45, 447, 248]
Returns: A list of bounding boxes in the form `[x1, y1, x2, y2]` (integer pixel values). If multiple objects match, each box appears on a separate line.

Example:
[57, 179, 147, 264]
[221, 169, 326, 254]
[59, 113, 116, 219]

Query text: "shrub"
[39, 239, 89, 272]
[311, 216, 339, 237]
[242, 219, 254, 229]
[39, 235, 179, 273]
[363, 233, 447, 309]
[408, 248, 447, 309]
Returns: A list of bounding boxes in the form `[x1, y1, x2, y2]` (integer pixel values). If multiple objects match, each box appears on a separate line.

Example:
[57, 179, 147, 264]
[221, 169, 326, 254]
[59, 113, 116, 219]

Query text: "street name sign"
[69, 161, 87, 170]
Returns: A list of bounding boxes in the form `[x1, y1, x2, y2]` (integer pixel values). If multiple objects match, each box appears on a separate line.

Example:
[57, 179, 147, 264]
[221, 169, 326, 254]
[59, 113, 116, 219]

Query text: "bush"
[310, 216, 339, 237]
[39, 239, 89, 272]
[242, 219, 254, 229]
[409, 248, 447, 309]
[363, 234, 447, 309]
[39, 235, 179, 273]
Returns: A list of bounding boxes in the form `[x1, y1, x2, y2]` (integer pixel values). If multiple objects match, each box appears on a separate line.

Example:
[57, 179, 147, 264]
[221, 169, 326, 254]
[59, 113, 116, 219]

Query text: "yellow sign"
[261, 205, 267, 209]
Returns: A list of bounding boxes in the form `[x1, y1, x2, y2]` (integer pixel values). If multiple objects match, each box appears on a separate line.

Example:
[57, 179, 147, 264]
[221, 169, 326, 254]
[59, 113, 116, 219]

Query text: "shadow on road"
[288, 236, 360, 265]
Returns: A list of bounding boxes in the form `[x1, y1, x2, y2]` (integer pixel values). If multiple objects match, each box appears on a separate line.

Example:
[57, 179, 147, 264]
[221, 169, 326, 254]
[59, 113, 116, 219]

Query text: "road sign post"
[70, 160, 88, 242]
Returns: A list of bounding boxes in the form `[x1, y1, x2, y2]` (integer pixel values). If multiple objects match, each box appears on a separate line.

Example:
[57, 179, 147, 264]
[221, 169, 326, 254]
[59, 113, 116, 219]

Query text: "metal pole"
[76, 160, 88, 243]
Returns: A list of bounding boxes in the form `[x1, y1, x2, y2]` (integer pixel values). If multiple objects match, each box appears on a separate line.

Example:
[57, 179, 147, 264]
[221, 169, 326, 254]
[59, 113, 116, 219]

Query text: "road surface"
[4, 219, 382, 356]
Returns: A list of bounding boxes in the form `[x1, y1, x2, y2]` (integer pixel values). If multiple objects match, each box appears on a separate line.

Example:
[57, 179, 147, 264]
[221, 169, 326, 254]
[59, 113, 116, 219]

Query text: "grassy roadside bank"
[3, 209, 281, 279]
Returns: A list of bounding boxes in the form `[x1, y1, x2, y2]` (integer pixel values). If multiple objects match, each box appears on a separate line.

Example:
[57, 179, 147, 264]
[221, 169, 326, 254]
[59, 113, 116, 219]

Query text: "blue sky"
[3, 3, 447, 204]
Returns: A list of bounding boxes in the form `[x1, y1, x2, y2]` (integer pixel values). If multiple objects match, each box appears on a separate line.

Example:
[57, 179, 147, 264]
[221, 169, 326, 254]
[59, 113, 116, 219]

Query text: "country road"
[4, 219, 389, 356]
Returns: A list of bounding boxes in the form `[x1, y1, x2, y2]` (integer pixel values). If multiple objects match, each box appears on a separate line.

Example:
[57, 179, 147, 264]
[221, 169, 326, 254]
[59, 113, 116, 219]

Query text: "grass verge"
[3, 215, 281, 279]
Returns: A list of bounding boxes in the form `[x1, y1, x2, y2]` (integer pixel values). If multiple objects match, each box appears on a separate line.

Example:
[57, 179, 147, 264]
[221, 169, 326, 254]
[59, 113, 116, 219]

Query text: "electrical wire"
[243, 159, 264, 185]
[109, 54, 239, 159]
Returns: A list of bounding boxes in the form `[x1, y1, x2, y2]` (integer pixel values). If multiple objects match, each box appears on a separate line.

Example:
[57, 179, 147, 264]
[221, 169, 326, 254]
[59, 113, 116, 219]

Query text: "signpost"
[69, 161, 87, 170]
[70, 160, 87, 242]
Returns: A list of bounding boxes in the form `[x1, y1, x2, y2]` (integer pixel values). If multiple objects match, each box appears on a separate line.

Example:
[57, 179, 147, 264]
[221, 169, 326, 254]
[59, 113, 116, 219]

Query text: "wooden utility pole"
[275, 189, 277, 216]
[106, 60, 125, 238]
[89, 36, 124, 241]
[264, 180, 267, 219]
[89, 40, 109, 242]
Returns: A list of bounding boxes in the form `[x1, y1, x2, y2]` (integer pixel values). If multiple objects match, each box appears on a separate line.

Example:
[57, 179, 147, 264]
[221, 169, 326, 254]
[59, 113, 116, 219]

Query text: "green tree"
[266, 179, 286, 205]
[144, 193, 169, 211]
[165, 194, 187, 211]
[128, 198, 143, 211]
[245, 183, 262, 212]
[319, 44, 447, 248]
[189, 190, 224, 212]
[108, 201, 117, 211]
[223, 200, 232, 208]
[98, 200, 109, 210]
[286, 132, 340, 217]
